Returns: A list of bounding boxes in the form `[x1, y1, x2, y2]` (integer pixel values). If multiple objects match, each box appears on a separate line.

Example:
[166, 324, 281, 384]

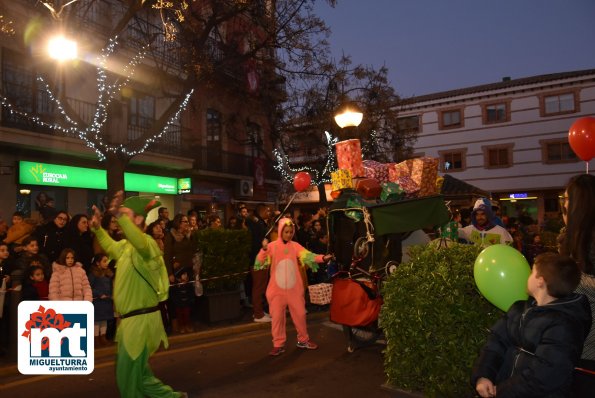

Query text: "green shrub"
[195, 228, 251, 293]
[379, 243, 502, 397]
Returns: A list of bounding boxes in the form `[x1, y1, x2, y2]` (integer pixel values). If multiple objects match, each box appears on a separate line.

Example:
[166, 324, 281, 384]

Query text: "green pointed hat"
[122, 196, 161, 218]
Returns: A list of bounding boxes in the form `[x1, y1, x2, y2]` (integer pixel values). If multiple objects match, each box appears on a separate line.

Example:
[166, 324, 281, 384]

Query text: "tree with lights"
[274, 55, 417, 203]
[1, 0, 339, 197]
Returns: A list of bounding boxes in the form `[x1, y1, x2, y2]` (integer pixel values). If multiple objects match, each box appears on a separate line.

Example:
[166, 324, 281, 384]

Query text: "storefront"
[495, 190, 563, 227]
[16, 160, 190, 222]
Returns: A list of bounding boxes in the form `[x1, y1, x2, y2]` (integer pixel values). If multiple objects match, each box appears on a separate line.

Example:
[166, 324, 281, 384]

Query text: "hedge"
[379, 243, 502, 397]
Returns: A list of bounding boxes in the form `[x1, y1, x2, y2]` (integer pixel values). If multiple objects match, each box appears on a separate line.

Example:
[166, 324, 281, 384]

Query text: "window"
[438, 149, 466, 172]
[129, 94, 155, 128]
[540, 138, 578, 164]
[206, 109, 222, 143]
[2, 49, 54, 118]
[397, 115, 420, 135]
[439, 109, 462, 129]
[483, 102, 508, 124]
[482, 144, 514, 168]
[246, 122, 262, 156]
[542, 92, 577, 116]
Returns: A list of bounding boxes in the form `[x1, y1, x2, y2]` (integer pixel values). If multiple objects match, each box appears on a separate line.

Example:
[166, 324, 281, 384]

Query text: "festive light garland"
[274, 130, 338, 186]
[1, 36, 194, 161]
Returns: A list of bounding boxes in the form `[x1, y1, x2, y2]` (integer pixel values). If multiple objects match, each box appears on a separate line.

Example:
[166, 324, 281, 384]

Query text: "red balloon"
[568, 117, 595, 162]
[293, 171, 311, 192]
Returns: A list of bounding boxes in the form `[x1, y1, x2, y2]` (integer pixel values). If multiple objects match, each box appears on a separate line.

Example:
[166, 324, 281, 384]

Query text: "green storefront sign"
[124, 172, 177, 194]
[19, 161, 106, 189]
[19, 161, 181, 194]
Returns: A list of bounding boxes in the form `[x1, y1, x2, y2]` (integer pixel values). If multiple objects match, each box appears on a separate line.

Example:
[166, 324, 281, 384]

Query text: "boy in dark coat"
[472, 253, 591, 397]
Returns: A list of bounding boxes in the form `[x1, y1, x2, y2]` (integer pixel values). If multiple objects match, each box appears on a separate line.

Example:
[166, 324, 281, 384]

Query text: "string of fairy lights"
[0, 36, 194, 161]
[273, 131, 339, 185]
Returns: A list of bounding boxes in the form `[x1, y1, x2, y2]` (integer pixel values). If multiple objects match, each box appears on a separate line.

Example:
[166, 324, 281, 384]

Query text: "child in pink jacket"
[49, 248, 92, 301]
[255, 218, 332, 356]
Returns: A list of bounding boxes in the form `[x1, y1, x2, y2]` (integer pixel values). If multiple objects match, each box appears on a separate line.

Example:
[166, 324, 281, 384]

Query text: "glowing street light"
[334, 100, 363, 128]
[47, 35, 77, 61]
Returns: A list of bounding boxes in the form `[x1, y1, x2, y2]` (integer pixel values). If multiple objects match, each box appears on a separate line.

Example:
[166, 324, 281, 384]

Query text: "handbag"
[330, 277, 382, 327]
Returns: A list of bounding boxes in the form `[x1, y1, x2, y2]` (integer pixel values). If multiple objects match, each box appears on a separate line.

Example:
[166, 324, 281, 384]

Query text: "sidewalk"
[0, 304, 330, 378]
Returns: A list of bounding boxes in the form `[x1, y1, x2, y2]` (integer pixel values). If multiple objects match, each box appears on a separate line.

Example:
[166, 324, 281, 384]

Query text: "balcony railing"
[1, 97, 277, 180]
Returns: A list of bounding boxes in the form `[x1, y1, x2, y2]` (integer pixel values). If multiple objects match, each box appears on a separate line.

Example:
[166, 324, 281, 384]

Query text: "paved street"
[0, 317, 402, 397]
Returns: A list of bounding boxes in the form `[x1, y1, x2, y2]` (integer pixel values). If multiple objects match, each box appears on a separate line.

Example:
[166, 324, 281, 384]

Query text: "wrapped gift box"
[380, 182, 405, 202]
[336, 139, 365, 177]
[388, 160, 413, 182]
[308, 283, 333, 305]
[395, 176, 420, 197]
[331, 169, 354, 191]
[409, 157, 439, 197]
[436, 176, 445, 194]
[355, 178, 382, 199]
[362, 160, 390, 183]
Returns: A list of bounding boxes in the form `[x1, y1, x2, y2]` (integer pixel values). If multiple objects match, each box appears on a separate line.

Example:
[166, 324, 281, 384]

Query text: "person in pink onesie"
[254, 218, 332, 356]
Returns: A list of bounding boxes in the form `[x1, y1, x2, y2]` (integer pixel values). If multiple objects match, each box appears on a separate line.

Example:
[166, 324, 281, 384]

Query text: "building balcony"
[1, 97, 278, 181]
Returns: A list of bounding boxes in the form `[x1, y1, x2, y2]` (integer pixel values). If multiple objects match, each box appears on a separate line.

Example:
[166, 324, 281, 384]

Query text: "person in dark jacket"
[63, 214, 94, 271]
[88, 253, 114, 346]
[472, 252, 591, 398]
[34, 210, 69, 264]
[247, 203, 272, 322]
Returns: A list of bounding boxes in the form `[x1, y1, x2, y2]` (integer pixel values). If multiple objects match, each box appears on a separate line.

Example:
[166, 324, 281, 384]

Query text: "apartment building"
[398, 69, 595, 224]
[0, 0, 279, 223]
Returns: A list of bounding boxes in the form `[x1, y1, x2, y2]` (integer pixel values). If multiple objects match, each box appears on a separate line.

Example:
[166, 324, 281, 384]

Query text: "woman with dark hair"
[163, 213, 197, 333]
[63, 214, 94, 271]
[34, 211, 69, 264]
[163, 214, 197, 277]
[559, 173, 595, 396]
[93, 212, 122, 255]
[146, 220, 165, 254]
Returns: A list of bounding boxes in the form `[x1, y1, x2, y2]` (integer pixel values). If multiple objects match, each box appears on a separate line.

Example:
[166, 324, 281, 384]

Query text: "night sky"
[314, 0, 595, 97]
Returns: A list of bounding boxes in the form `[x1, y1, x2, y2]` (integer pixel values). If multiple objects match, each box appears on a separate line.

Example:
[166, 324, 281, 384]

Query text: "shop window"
[483, 102, 509, 124]
[540, 138, 578, 164]
[439, 109, 463, 129]
[483, 144, 513, 169]
[541, 91, 578, 116]
[438, 148, 466, 172]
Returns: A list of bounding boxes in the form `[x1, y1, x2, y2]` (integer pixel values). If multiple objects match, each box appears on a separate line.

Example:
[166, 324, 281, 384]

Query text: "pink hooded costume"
[254, 218, 325, 348]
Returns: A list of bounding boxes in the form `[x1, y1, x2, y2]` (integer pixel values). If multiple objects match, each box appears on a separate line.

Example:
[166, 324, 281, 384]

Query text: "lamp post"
[334, 100, 363, 140]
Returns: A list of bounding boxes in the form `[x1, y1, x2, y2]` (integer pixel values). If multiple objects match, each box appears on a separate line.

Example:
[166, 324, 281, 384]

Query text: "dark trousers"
[251, 268, 269, 318]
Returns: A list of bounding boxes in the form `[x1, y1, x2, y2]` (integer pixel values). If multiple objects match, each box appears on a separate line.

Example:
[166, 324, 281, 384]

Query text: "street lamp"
[334, 100, 363, 129]
[47, 35, 77, 61]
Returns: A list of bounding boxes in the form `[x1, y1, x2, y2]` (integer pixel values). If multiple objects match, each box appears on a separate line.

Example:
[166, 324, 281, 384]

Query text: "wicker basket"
[308, 283, 333, 305]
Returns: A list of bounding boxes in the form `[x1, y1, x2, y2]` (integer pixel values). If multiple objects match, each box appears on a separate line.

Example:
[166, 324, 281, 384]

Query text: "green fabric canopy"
[329, 192, 450, 236]
[370, 195, 449, 235]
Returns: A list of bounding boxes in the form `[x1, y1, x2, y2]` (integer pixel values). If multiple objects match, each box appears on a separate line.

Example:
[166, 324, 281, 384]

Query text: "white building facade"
[398, 69, 595, 224]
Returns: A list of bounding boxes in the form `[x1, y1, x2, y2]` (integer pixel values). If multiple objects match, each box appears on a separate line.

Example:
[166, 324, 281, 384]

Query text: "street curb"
[0, 311, 329, 379]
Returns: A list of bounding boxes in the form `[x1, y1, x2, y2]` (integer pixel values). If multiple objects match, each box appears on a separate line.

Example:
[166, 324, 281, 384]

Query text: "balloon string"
[265, 192, 298, 238]
[587, 161, 590, 174]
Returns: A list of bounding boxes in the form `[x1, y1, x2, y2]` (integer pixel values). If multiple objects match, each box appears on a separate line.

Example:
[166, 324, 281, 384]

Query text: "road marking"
[0, 330, 272, 391]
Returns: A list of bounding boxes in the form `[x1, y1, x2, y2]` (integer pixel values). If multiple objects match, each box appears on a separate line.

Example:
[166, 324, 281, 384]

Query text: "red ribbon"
[21, 305, 72, 349]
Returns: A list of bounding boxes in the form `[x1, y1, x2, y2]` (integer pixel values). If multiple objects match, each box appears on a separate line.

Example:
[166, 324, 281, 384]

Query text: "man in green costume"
[91, 191, 187, 398]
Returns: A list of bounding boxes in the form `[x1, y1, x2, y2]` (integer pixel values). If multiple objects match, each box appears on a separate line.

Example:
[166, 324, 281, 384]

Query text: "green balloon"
[474, 244, 531, 311]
